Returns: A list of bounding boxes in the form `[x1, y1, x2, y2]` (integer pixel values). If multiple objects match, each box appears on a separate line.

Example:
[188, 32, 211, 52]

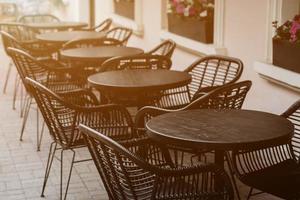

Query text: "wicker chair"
[82, 18, 112, 32]
[184, 55, 244, 98]
[61, 37, 122, 50]
[80, 124, 235, 200]
[230, 99, 300, 200]
[18, 14, 60, 23]
[136, 80, 252, 199]
[25, 77, 137, 200]
[0, 25, 21, 94]
[101, 54, 172, 72]
[7, 47, 83, 150]
[1, 30, 59, 115]
[147, 39, 176, 58]
[156, 55, 244, 109]
[106, 26, 133, 46]
[135, 80, 252, 139]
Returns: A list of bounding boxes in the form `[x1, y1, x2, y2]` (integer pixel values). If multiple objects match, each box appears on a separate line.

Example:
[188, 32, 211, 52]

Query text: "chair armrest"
[57, 89, 100, 106]
[153, 163, 234, 199]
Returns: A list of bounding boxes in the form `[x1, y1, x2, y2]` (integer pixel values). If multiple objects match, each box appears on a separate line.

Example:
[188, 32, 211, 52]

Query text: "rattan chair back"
[147, 39, 176, 58]
[18, 14, 60, 23]
[61, 38, 122, 50]
[91, 18, 112, 32]
[106, 26, 132, 46]
[101, 54, 172, 71]
[185, 55, 244, 98]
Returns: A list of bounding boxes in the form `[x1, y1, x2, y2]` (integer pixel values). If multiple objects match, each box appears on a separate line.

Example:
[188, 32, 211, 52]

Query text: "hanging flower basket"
[167, 0, 214, 43]
[272, 15, 300, 73]
[114, 0, 135, 20]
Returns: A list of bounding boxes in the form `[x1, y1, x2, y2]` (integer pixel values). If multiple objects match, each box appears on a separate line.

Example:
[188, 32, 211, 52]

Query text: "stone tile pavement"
[0, 48, 281, 199]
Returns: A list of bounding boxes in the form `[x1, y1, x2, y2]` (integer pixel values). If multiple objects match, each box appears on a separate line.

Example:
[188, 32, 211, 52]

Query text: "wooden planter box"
[114, 0, 134, 20]
[167, 13, 214, 44]
[273, 38, 300, 73]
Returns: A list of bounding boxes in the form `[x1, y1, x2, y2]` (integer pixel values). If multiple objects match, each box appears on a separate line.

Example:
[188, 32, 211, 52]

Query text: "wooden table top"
[60, 46, 144, 61]
[88, 69, 191, 91]
[146, 109, 294, 150]
[26, 21, 87, 30]
[36, 31, 105, 43]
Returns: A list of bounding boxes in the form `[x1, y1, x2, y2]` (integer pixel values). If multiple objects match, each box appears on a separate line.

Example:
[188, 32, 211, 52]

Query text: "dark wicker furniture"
[184, 55, 244, 98]
[83, 18, 112, 32]
[80, 124, 235, 200]
[147, 39, 176, 58]
[101, 54, 172, 71]
[149, 55, 244, 109]
[230, 99, 300, 200]
[18, 14, 60, 23]
[61, 38, 122, 50]
[25, 78, 138, 200]
[7, 47, 82, 150]
[106, 26, 133, 46]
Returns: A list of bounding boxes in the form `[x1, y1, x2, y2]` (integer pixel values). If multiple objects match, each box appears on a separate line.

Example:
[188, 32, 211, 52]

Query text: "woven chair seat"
[240, 159, 300, 199]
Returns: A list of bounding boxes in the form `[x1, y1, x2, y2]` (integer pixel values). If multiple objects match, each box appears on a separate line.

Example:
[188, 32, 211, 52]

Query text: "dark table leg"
[215, 150, 225, 169]
[215, 150, 225, 191]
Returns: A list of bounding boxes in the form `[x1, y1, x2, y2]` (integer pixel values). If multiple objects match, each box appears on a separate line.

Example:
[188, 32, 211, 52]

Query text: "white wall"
[93, 0, 300, 114]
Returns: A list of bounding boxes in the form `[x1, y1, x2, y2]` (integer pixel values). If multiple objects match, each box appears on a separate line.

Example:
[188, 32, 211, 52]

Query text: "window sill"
[111, 14, 144, 37]
[160, 30, 226, 56]
[254, 61, 300, 92]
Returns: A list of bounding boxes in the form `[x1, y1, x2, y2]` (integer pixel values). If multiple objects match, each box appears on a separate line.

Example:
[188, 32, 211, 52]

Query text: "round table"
[26, 21, 87, 31]
[146, 109, 294, 167]
[88, 69, 192, 107]
[36, 31, 105, 44]
[60, 46, 144, 61]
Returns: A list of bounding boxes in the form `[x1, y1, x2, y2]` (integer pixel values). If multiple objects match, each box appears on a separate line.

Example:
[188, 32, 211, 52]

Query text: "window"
[160, 0, 226, 55]
[255, 0, 300, 92]
[109, 0, 143, 36]
[113, 0, 134, 20]
[0, 0, 78, 21]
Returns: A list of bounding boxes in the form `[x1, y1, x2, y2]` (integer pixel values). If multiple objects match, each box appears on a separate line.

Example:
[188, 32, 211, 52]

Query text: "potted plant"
[272, 14, 300, 73]
[167, 0, 214, 43]
[114, 0, 135, 20]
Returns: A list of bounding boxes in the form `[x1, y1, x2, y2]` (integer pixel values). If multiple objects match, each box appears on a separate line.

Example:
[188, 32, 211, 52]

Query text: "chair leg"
[19, 97, 32, 141]
[247, 187, 253, 200]
[41, 142, 57, 198]
[37, 121, 45, 152]
[20, 92, 29, 118]
[12, 74, 20, 110]
[19, 85, 25, 117]
[60, 149, 75, 200]
[3, 61, 13, 94]
[225, 152, 241, 200]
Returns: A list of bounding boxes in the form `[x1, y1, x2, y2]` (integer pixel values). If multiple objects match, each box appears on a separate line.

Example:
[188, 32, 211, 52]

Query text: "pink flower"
[290, 21, 300, 42]
[176, 4, 185, 14]
[189, 7, 197, 16]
